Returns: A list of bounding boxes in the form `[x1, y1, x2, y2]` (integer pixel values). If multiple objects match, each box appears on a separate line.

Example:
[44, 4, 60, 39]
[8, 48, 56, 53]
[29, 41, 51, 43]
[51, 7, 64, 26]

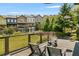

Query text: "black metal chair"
[47, 46, 62, 56]
[29, 43, 46, 56]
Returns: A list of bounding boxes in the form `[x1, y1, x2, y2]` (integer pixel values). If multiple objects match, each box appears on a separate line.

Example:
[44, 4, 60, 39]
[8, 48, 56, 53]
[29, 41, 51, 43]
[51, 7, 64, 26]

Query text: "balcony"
[0, 32, 78, 56]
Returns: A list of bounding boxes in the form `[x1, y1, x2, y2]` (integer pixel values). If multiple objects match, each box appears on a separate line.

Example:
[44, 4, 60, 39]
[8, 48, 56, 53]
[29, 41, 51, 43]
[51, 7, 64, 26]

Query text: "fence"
[0, 32, 54, 55]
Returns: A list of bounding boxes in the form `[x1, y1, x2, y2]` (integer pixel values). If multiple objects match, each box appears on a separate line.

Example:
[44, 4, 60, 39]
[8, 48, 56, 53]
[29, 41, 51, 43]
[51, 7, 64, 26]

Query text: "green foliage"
[74, 6, 79, 14]
[54, 16, 64, 32]
[35, 22, 41, 30]
[54, 3, 74, 33]
[3, 27, 15, 35]
[56, 32, 66, 37]
[41, 16, 57, 32]
[59, 3, 72, 16]
[49, 18, 54, 31]
[70, 33, 77, 41]
[40, 16, 48, 30]
[40, 3, 78, 41]
[43, 18, 50, 31]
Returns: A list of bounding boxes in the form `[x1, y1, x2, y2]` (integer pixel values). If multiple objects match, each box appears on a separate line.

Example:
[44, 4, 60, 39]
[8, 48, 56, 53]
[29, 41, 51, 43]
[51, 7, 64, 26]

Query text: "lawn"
[0, 32, 48, 55]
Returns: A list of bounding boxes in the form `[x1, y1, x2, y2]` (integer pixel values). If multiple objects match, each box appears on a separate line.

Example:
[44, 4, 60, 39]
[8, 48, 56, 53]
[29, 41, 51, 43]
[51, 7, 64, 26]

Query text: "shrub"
[56, 32, 66, 38]
[3, 27, 15, 35]
[70, 35, 77, 41]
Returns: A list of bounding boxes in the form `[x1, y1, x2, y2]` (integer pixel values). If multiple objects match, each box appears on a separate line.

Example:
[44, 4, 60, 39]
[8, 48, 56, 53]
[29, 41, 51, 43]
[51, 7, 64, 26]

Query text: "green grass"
[0, 32, 48, 55]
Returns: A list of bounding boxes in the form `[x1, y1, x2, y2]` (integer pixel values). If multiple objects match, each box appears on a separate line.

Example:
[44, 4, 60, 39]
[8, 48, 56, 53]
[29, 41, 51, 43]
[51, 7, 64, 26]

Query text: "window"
[7, 19, 10, 22]
[14, 19, 16, 23]
[11, 19, 13, 22]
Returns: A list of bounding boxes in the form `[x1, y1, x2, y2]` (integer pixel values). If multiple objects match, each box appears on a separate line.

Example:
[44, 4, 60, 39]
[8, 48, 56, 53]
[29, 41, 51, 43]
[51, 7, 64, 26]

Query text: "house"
[27, 15, 36, 23]
[26, 15, 37, 32]
[35, 15, 42, 23]
[0, 15, 6, 31]
[0, 15, 43, 32]
[16, 15, 27, 32]
[6, 15, 17, 30]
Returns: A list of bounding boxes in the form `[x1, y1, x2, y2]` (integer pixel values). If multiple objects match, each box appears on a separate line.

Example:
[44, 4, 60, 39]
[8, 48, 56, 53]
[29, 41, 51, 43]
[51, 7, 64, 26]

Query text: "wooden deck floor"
[7, 39, 76, 56]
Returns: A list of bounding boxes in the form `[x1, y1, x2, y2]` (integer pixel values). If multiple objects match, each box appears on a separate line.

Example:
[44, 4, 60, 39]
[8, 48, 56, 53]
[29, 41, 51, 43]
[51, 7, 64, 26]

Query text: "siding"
[17, 15, 27, 23]
[0, 16, 6, 25]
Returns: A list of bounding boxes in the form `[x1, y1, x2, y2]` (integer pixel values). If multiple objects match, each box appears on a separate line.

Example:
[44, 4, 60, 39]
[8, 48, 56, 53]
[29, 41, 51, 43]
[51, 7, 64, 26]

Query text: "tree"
[58, 3, 72, 33]
[43, 18, 50, 31]
[73, 6, 79, 40]
[40, 15, 48, 30]
[59, 3, 72, 17]
[35, 22, 41, 30]
[54, 16, 64, 32]
[49, 18, 54, 31]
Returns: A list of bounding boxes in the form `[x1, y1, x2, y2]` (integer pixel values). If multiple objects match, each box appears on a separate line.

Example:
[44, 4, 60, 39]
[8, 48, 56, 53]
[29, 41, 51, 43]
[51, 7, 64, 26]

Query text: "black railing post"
[4, 36, 9, 55]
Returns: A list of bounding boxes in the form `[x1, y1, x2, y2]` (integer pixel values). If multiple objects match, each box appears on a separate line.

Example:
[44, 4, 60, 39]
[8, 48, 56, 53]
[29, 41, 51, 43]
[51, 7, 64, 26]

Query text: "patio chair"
[47, 46, 62, 56]
[29, 43, 46, 56]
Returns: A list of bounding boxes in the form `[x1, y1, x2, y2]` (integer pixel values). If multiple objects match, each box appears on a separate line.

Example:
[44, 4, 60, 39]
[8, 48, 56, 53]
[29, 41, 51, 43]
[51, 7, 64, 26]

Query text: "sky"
[0, 3, 63, 15]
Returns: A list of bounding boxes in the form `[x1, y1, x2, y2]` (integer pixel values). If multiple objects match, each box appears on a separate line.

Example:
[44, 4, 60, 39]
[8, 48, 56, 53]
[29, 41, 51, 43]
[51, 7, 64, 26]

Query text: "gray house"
[26, 15, 36, 32]
[6, 15, 17, 29]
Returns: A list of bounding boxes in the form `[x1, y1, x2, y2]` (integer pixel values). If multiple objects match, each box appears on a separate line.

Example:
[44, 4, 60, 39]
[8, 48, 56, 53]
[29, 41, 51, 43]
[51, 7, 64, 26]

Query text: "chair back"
[29, 43, 42, 55]
[72, 42, 79, 56]
[47, 46, 62, 56]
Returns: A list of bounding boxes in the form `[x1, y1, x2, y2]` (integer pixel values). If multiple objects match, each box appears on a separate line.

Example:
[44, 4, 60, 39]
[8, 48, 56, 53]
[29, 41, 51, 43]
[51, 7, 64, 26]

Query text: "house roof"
[6, 15, 17, 18]
[25, 15, 36, 18]
[16, 15, 27, 19]
[0, 15, 43, 21]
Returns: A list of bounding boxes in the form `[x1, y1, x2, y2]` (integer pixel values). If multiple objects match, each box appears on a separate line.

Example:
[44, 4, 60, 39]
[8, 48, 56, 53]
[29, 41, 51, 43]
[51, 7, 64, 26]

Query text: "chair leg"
[63, 51, 66, 56]
[29, 52, 33, 56]
[40, 47, 46, 56]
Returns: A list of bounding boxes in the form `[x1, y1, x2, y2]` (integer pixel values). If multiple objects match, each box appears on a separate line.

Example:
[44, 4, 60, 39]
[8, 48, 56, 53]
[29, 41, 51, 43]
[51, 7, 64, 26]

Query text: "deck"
[7, 39, 76, 56]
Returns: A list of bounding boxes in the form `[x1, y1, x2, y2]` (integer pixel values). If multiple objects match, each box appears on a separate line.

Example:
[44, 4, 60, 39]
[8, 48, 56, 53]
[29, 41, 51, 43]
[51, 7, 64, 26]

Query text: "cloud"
[46, 5, 61, 8]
